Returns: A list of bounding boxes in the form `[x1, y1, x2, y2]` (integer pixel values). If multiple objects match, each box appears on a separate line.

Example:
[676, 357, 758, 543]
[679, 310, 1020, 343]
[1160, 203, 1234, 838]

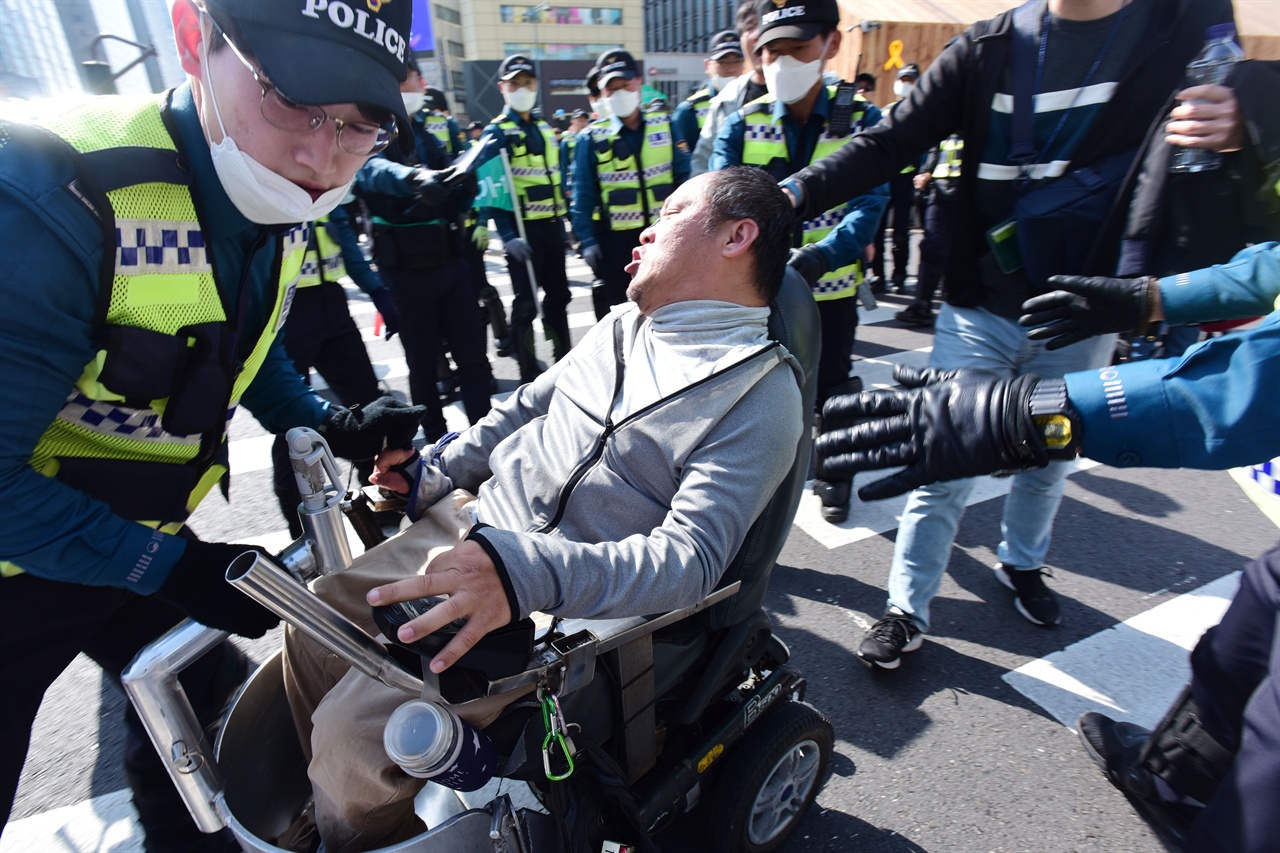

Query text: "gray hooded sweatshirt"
[436, 299, 804, 621]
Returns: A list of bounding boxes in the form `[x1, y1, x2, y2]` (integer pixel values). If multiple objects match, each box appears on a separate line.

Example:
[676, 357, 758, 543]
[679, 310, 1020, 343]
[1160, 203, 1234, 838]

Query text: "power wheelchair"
[123, 269, 831, 853]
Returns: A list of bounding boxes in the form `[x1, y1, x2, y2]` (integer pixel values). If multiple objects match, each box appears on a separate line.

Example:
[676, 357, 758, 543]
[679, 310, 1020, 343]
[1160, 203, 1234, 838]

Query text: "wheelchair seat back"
[703, 266, 819, 629]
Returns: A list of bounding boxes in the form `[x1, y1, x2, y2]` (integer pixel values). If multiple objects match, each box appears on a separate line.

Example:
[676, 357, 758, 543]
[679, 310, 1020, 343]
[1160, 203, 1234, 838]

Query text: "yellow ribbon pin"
[884, 39, 904, 71]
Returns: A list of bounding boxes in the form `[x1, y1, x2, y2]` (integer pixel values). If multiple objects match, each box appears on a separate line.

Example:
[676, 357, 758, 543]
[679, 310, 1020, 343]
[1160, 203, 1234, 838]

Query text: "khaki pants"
[282, 491, 529, 853]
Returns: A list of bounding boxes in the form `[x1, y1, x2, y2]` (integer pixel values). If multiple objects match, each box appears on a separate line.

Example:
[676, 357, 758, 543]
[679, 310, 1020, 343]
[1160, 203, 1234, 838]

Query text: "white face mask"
[604, 88, 640, 120]
[504, 86, 537, 114]
[894, 80, 915, 99]
[763, 36, 830, 105]
[592, 96, 610, 120]
[200, 15, 354, 225]
[710, 74, 736, 93]
[401, 91, 425, 114]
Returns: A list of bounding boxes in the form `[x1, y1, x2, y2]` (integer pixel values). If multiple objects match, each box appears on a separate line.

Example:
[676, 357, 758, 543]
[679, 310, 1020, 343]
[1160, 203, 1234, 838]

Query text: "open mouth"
[624, 247, 642, 276]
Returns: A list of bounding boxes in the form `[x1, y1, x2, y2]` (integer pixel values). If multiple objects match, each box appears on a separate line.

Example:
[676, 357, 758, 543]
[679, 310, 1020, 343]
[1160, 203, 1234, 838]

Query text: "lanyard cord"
[1030, 0, 1133, 169]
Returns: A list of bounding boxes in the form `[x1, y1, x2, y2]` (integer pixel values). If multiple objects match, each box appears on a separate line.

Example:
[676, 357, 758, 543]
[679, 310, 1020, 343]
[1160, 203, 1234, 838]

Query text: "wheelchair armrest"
[483, 582, 741, 698]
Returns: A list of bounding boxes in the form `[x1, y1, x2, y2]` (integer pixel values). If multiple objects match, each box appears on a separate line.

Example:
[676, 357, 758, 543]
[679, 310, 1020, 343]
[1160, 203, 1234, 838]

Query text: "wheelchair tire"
[705, 700, 833, 853]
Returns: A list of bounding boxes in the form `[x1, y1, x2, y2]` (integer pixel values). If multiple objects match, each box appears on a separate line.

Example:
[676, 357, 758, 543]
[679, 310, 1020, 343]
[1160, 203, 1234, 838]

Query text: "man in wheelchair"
[284, 167, 808, 851]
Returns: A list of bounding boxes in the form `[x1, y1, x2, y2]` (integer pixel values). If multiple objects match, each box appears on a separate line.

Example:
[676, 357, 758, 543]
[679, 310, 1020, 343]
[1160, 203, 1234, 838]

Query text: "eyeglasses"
[216, 23, 397, 156]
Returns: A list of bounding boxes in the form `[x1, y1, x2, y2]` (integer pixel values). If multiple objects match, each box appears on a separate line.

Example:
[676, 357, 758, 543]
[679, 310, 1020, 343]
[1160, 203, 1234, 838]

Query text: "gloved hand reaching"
[369, 287, 401, 340]
[411, 168, 452, 206]
[504, 237, 533, 263]
[1020, 275, 1158, 350]
[153, 541, 279, 638]
[815, 365, 1066, 501]
[787, 244, 829, 287]
[472, 224, 490, 252]
[320, 395, 427, 460]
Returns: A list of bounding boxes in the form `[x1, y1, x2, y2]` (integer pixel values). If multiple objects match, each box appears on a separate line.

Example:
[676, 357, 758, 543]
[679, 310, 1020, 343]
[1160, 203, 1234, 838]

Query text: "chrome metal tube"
[121, 620, 230, 834]
[226, 551, 423, 695]
[300, 500, 352, 576]
[286, 427, 354, 577]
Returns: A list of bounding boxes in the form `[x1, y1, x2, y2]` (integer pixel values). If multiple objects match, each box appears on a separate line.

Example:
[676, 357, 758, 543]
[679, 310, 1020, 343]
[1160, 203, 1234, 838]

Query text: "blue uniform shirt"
[0, 84, 328, 592]
[712, 87, 888, 271]
[570, 113, 692, 250]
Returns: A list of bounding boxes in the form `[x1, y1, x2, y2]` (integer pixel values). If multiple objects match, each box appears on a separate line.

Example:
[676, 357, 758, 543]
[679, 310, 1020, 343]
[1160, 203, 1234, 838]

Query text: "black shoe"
[858, 608, 923, 669]
[495, 337, 514, 357]
[865, 274, 885, 296]
[1077, 712, 1200, 847]
[890, 275, 907, 294]
[894, 304, 935, 327]
[994, 563, 1061, 626]
[813, 479, 850, 523]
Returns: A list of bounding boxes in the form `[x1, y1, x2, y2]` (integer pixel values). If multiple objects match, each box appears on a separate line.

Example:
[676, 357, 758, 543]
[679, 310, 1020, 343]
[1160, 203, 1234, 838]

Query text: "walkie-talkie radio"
[828, 81, 859, 138]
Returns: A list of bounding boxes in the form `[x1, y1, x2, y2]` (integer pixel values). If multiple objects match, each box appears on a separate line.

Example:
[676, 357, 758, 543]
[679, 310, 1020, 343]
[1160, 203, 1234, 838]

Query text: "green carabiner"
[539, 687, 576, 780]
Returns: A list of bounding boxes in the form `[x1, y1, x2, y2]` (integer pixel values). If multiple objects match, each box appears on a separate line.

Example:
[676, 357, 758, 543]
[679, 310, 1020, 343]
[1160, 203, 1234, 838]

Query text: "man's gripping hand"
[815, 365, 1050, 500]
[366, 539, 512, 674]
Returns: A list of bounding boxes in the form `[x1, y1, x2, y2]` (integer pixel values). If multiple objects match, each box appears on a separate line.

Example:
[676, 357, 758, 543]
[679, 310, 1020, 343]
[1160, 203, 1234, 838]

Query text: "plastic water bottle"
[383, 699, 497, 791]
[1168, 22, 1244, 173]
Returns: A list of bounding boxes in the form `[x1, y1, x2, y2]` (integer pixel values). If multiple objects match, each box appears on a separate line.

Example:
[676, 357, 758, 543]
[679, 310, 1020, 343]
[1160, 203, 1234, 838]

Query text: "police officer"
[673, 30, 745, 158]
[559, 107, 592, 205]
[868, 62, 922, 294]
[571, 49, 691, 314]
[422, 86, 465, 159]
[478, 54, 573, 383]
[897, 133, 962, 326]
[0, 1, 429, 847]
[270, 202, 400, 538]
[356, 59, 491, 439]
[711, 0, 887, 524]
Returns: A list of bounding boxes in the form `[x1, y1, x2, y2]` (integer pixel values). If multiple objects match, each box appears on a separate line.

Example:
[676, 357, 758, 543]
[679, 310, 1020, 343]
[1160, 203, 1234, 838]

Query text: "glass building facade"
[643, 0, 739, 55]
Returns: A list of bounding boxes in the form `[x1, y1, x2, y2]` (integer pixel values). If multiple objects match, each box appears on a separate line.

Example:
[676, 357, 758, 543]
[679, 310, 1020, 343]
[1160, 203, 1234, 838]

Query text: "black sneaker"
[994, 563, 1061, 626]
[1076, 712, 1200, 847]
[894, 304, 935, 327]
[857, 609, 923, 669]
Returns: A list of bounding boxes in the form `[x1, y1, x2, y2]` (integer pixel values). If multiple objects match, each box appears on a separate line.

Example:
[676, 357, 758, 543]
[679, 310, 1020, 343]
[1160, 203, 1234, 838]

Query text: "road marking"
[0, 789, 140, 853]
[1003, 572, 1239, 731]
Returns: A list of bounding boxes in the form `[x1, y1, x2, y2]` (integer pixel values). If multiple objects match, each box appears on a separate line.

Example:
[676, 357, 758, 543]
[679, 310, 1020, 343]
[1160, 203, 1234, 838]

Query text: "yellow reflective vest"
[740, 88, 868, 300]
[685, 87, 713, 132]
[587, 113, 676, 231]
[298, 215, 346, 288]
[4, 95, 307, 577]
[933, 135, 964, 179]
[492, 114, 562, 220]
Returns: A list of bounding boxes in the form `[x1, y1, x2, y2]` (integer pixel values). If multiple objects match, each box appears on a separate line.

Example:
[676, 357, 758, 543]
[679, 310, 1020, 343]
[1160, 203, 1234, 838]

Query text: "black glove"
[788, 244, 829, 287]
[411, 168, 453, 206]
[154, 541, 279, 638]
[447, 169, 480, 207]
[369, 287, 401, 340]
[1020, 275, 1157, 350]
[816, 365, 1050, 501]
[320, 395, 427, 460]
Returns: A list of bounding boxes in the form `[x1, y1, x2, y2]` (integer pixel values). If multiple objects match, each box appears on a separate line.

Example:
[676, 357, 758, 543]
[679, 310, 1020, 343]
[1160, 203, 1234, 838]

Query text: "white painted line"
[1003, 572, 1240, 731]
[0, 788, 141, 853]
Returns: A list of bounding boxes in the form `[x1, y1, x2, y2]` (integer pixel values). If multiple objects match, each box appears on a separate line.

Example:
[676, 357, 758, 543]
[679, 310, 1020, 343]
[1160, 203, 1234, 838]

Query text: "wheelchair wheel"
[706, 700, 833, 853]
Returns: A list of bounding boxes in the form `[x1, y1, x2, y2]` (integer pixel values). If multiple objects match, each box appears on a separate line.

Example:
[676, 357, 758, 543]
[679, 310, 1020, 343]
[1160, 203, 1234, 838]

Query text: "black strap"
[77, 145, 190, 193]
[1009, 0, 1043, 168]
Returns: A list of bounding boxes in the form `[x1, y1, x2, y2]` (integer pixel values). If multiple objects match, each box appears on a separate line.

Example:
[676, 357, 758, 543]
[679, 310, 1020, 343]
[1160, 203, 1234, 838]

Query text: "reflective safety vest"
[298, 215, 346, 288]
[3, 94, 307, 576]
[424, 111, 454, 153]
[933, 135, 964, 179]
[740, 88, 867, 301]
[588, 113, 676, 231]
[685, 87, 713, 132]
[492, 114, 561, 220]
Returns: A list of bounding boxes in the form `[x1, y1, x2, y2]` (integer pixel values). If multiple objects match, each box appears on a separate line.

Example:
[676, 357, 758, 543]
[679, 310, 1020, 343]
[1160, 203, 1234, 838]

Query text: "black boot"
[1077, 687, 1234, 848]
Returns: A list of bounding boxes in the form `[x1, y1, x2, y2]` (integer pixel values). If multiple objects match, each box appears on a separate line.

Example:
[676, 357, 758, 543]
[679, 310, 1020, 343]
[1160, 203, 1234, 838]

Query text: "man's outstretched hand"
[366, 539, 512, 674]
[815, 365, 1050, 500]
[1020, 275, 1158, 350]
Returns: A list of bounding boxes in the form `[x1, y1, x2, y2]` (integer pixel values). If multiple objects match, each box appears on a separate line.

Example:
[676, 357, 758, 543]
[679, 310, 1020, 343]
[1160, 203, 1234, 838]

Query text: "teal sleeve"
[1160, 242, 1280, 326]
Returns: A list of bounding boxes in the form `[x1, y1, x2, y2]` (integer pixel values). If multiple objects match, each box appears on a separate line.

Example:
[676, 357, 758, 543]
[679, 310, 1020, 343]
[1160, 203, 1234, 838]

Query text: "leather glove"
[154, 541, 279, 638]
[411, 168, 452, 207]
[369, 287, 401, 340]
[320, 395, 427, 460]
[472, 224, 490, 251]
[1020, 275, 1158, 350]
[788, 244, 829, 287]
[504, 237, 533, 263]
[447, 169, 480, 207]
[581, 243, 603, 275]
[816, 365, 1051, 501]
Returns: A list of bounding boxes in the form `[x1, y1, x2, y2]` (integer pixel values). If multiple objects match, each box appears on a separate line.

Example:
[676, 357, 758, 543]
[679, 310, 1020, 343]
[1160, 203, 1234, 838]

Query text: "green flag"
[474, 153, 514, 212]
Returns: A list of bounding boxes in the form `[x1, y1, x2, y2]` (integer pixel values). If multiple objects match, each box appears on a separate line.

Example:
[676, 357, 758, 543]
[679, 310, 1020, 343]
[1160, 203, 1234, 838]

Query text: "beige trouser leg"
[282, 491, 474, 853]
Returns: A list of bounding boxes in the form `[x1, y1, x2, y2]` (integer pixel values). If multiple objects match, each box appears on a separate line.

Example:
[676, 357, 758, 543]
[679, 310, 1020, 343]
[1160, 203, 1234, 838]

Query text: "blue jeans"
[886, 304, 1115, 631]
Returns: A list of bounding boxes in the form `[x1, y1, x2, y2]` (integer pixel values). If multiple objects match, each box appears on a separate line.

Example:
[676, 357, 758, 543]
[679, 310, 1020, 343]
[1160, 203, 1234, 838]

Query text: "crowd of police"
[2, 0, 1278, 850]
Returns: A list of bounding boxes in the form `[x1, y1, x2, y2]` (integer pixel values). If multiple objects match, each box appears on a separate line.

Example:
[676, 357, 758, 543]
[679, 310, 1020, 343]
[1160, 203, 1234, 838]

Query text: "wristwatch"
[1028, 379, 1082, 460]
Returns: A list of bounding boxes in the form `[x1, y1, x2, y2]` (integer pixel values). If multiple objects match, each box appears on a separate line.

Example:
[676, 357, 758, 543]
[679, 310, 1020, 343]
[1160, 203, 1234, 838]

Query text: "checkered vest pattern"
[298, 215, 346, 287]
[493, 115, 562, 220]
[588, 113, 676, 231]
